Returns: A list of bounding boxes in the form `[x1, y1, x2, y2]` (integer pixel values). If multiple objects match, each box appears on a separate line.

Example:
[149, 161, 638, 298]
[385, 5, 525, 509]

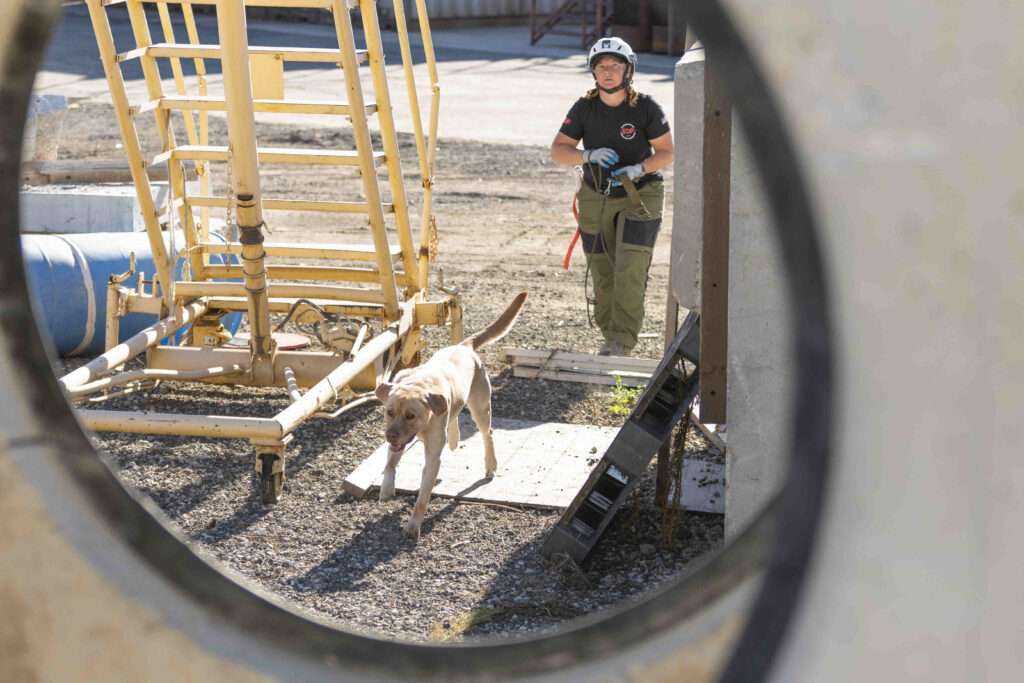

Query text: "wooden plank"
[699, 48, 732, 424]
[510, 366, 650, 388]
[500, 348, 660, 374]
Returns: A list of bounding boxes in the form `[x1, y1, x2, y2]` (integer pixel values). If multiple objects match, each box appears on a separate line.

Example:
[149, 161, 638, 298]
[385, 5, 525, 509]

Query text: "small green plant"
[608, 375, 640, 416]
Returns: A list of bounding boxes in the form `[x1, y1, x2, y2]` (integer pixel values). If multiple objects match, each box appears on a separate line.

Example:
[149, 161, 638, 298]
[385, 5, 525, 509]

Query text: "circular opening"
[0, 1, 832, 680]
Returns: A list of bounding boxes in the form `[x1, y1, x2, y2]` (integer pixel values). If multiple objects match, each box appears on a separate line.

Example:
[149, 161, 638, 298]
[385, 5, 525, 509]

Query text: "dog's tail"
[461, 291, 528, 351]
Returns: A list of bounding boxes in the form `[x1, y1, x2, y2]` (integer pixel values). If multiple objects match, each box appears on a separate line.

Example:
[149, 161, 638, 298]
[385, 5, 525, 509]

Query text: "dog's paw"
[379, 486, 395, 502]
[484, 468, 496, 480]
[402, 519, 422, 540]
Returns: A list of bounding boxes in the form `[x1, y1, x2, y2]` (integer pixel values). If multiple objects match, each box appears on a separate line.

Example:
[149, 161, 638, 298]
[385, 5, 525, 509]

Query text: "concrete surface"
[38, 4, 678, 148]
[671, 47, 788, 540]
[722, 117, 789, 540]
[20, 181, 194, 233]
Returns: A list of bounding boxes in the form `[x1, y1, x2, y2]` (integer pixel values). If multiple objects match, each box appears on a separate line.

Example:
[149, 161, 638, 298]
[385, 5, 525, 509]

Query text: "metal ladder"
[73, 0, 450, 504]
[541, 312, 701, 564]
[85, 0, 433, 334]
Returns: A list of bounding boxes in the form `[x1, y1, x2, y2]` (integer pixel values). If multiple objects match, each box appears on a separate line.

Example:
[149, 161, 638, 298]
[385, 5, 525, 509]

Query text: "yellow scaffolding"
[66, 0, 451, 502]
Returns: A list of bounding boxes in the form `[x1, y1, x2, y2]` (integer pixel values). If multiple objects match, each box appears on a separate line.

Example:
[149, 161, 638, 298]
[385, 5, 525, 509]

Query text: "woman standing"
[551, 37, 674, 356]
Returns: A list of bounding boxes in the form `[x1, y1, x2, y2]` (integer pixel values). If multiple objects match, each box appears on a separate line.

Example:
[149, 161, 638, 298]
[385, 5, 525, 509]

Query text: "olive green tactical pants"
[576, 179, 664, 350]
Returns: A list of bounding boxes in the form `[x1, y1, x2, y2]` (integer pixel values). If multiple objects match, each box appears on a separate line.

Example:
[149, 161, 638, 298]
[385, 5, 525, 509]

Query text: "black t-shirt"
[559, 92, 670, 189]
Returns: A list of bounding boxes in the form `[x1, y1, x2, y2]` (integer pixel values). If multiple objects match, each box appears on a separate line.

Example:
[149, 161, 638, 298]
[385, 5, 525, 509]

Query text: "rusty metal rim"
[0, 1, 832, 681]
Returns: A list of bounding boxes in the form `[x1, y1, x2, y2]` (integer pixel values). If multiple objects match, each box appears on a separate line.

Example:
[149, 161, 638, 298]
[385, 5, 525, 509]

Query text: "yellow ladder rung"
[174, 281, 387, 304]
[132, 96, 377, 117]
[203, 297, 387, 318]
[200, 241, 402, 262]
[204, 264, 383, 284]
[118, 43, 367, 65]
[153, 146, 385, 167]
[105, 1, 336, 10]
[187, 196, 395, 214]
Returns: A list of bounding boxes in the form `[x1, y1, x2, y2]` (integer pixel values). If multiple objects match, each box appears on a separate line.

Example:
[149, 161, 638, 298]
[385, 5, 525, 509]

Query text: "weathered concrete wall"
[671, 47, 789, 539]
[722, 119, 790, 539]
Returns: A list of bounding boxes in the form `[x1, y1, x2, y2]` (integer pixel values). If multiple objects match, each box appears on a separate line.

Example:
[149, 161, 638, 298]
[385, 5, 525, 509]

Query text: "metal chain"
[429, 215, 439, 261]
[225, 157, 235, 241]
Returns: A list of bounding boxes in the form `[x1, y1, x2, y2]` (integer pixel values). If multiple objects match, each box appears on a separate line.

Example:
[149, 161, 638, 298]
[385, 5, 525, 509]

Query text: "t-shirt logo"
[620, 123, 637, 140]
[564, 116, 572, 126]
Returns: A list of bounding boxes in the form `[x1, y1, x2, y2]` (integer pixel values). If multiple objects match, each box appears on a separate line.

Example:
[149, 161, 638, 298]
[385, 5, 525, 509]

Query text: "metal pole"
[414, 0, 440, 290]
[215, 0, 276, 377]
[360, 0, 419, 295]
[331, 0, 400, 320]
[59, 300, 208, 391]
[84, 0, 173, 310]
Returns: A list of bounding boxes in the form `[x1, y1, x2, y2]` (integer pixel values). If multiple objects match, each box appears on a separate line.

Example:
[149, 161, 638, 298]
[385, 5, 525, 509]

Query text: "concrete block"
[671, 45, 790, 539]
[670, 47, 706, 310]
[723, 120, 792, 540]
[19, 182, 198, 234]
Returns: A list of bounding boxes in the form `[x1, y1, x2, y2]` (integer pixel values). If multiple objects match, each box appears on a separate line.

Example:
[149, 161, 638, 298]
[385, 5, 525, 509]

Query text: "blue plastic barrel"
[20, 232, 241, 357]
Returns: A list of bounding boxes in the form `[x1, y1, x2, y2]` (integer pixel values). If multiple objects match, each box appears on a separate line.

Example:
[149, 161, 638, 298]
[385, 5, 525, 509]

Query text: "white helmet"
[588, 37, 637, 93]
[588, 36, 638, 70]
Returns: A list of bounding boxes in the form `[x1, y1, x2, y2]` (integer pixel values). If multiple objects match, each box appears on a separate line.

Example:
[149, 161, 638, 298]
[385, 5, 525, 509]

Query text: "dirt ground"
[53, 101, 724, 642]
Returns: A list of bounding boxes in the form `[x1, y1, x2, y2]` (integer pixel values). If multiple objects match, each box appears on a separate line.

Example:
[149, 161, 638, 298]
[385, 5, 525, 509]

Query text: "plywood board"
[344, 417, 618, 509]
[344, 417, 726, 514]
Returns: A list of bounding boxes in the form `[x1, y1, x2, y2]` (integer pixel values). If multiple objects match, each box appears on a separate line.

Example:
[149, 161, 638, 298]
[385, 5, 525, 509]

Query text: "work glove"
[583, 147, 620, 168]
[611, 163, 646, 181]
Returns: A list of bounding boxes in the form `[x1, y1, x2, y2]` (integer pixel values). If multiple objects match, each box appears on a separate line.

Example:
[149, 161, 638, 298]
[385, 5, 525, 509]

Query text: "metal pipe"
[360, 0, 419, 293]
[313, 393, 377, 420]
[414, 0, 441, 290]
[275, 323, 401, 436]
[79, 409, 282, 440]
[282, 366, 303, 402]
[68, 364, 245, 397]
[216, 0, 275, 369]
[59, 300, 208, 391]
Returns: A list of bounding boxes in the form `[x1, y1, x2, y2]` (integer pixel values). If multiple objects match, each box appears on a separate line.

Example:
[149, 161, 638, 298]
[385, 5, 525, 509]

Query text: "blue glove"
[611, 163, 646, 181]
[583, 147, 620, 168]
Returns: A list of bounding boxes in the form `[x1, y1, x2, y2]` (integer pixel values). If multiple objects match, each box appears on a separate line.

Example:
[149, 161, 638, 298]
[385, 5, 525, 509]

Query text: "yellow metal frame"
[69, 0, 450, 502]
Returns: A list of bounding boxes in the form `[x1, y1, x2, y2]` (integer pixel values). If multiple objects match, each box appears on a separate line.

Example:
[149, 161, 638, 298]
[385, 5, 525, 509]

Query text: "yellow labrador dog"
[375, 292, 527, 539]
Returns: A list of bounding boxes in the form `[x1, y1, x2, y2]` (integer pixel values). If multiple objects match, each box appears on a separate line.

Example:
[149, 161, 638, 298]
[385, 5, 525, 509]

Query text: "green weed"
[608, 376, 640, 416]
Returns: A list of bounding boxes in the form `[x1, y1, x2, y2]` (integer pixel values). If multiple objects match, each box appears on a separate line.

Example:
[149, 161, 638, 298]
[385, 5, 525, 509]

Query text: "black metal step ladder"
[541, 311, 701, 564]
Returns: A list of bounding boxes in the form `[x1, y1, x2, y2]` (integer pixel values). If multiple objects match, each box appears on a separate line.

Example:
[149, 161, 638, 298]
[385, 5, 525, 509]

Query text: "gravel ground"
[55, 103, 725, 643]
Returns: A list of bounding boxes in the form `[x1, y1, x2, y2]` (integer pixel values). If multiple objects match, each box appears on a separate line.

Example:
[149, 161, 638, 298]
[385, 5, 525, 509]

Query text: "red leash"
[562, 193, 581, 270]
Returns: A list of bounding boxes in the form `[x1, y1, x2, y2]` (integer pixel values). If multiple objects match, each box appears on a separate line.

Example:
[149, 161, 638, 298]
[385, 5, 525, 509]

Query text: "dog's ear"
[375, 382, 393, 402]
[426, 393, 448, 416]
